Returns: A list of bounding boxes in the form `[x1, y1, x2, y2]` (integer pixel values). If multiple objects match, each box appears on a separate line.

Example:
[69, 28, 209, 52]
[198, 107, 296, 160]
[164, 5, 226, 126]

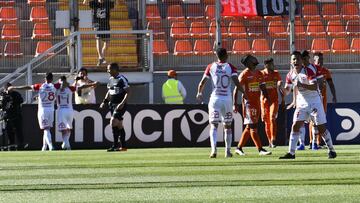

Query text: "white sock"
[312, 126, 317, 144]
[289, 131, 300, 155]
[44, 129, 53, 150]
[209, 125, 217, 154]
[224, 128, 232, 153]
[42, 134, 47, 151]
[299, 126, 305, 145]
[321, 129, 335, 152]
[64, 131, 71, 149]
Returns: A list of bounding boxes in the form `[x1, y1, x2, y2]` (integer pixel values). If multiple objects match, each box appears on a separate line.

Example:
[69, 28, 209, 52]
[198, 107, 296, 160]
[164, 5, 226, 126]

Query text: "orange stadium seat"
[321, 4, 341, 20]
[311, 38, 330, 54]
[147, 21, 166, 39]
[189, 21, 209, 38]
[4, 42, 23, 57]
[327, 20, 346, 37]
[203, 0, 214, 4]
[350, 38, 360, 53]
[170, 22, 190, 39]
[228, 21, 247, 38]
[272, 39, 290, 54]
[295, 38, 310, 51]
[209, 21, 228, 38]
[306, 20, 326, 37]
[35, 41, 54, 57]
[167, 5, 185, 22]
[1, 24, 20, 40]
[185, 5, 204, 21]
[205, 5, 215, 20]
[247, 21, 266, 38]
[32, 23, 51, 39]
[153, 40, 169, 55]
[268, 21, 288, 38]
[302, 4, 321, 21]
[331, 38, 350, 54]
[252, 39, 271, 55]
[288, 21, 306, 37]
[0, 7, 17, 23]
[194, 40, 212, 55]
[346, 20, 360, 36]
[146, 5, 161, 21]
[0, 1, 15, 6]
[28, 0, 46, 6]
[174, 40, 193, 56]
[30, 6, 48, 23]
[341, 3, 360, 20]
[264, 16, 283, 21]
[232, 39, 251, 54]
[162, 0, 182, 4]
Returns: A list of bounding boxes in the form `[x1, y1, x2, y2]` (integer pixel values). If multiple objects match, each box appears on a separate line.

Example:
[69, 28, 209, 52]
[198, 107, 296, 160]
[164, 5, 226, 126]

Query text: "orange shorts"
[261, 100, 279, 121]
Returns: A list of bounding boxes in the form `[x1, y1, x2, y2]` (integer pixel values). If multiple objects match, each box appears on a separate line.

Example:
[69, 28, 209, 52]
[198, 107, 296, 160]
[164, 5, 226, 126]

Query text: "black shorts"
[109, 103, 127, 121]
[94, 23, 110, 39]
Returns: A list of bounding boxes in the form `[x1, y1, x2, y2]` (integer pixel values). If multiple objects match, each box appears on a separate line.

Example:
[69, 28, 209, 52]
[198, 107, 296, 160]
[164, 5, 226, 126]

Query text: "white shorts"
[293, 102, 327, 125]
[56, 108, 74, 131]
[208, 98, 233, 124]
[37, 108, 54, 129]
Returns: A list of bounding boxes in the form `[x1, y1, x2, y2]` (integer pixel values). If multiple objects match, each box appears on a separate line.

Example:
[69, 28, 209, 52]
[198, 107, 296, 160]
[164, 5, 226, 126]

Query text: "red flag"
[221, 0, 258, 17]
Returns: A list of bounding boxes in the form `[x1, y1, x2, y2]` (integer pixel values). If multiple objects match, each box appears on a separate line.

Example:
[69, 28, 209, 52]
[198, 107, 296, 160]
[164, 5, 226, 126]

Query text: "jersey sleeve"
[284, 72, 293, 88]
[204, 63, 212, 78]
[32, 83, 41, 91]
[69, 86, 77, 92]
[238, 71, 246, 86]
[121, 77, 130, 89]
[54, 83, 61, 89]
[229, 63, 238, 76]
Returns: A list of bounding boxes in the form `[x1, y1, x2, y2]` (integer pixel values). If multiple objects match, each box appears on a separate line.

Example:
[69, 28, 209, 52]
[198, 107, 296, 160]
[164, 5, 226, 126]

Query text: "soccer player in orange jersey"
[233, 54, 272, 156]
[260, 58, 282, 148]
[309, 52, 337, 149]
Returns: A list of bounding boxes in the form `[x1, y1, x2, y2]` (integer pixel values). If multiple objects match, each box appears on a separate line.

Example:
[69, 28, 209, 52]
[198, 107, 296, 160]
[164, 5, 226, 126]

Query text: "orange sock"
[250, 128, 263, 149]
[264, 118, 272, 143]
[238, 127, 250, 148]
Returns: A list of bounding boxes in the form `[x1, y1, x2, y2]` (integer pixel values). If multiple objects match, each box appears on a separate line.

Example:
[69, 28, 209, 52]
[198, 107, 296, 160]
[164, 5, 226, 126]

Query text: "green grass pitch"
[0, 145, 360, 202]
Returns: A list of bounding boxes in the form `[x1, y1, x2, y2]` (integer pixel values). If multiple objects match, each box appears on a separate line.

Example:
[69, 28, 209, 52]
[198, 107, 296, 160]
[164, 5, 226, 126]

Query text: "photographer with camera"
[0, 83, 25, 150]
[73, 68, 99, 104]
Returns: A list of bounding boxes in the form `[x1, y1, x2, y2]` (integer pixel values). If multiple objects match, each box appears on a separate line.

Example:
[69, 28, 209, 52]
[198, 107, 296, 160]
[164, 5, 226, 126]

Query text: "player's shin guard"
[112, 127, 120, 148]
[289, 131, 300, 155]
[321, 129, 335, 152]
[299, 125, 305, 145]
[42, 134, 47, 151]
[119, 128, 126, 148]
[44, 129, 53, 150]
[209, 125, 217, 154]
[224, 128, 232, 153]
[63, 131, 71, 149]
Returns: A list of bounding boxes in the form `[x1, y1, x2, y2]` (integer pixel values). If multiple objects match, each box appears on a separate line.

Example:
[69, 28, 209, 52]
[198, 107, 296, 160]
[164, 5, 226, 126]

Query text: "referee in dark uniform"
[100, 63, 130, 152]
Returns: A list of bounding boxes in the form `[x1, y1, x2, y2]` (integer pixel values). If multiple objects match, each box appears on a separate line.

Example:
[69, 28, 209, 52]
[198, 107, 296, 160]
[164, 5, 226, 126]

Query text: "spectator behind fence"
[0, 83, 25, 150]
[162, 70, 187, 104]
[73, 68, 99, 104]
[83, 0, 119, 66]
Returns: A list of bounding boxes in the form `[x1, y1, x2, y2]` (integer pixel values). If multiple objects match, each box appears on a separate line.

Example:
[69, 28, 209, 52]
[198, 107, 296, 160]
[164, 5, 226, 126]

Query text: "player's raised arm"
[7, 85, 32, 91]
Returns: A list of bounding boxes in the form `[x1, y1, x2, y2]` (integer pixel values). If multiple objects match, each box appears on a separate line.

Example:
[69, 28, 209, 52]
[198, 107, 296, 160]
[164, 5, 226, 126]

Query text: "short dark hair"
[313, 52, 323, 57]
[301, 50, 310, 57]
[109, 63, 120, 71]
[264, 58, 274, 65]
[216, 48, 227, 60]
[60, 76, 67, 82]
[291, 51, 301, 57]
[241, 54, 252, 65]
[46, 72, 53, 81]
[78, 67, 88, 74]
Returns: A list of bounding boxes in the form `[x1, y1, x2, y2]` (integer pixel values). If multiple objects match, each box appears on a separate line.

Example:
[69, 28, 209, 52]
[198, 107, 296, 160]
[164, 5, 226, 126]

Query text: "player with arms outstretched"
[9, 73, 56, 151]
[196, 48, 245, 158]
[279, 51, 337, 159]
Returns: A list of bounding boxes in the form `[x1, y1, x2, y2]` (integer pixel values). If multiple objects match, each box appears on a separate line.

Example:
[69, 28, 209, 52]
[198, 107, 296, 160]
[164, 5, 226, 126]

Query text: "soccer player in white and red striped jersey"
[9, 73, 56, 151]
[54, 76, 76, 150]
[279, 51, 336, 159]
[196, 48, 245, 158]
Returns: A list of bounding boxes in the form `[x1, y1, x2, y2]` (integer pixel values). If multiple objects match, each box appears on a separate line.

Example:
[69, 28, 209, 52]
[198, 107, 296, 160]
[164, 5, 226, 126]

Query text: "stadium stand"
[232, 39, 251, 55]
[307, 20, 326, 37]
[30, 6, 49, 23]
[174, 40, 193, 56]
[351, 38, 360, 53]
[167, 5, 185, 21]
[252, 39, 271, 55]
[331, 38, 350, 54]
[268, 21, 288, 38]
[327, 20, 346, 37]
[193, 39, 212, 55]
[340, 3, 359, 20]
[190, 21, 209, 38]
[4, 42, 23, 57]
[311, 38, 331, 54]
[0, 7, 17, 23]
[1, 24, 20, 40]
[228, 21, 247, 38]
[185, 4, 204, 20]
[32, 23, 51, 39]
[321, 3, 341, 20]
[153, 40, 169, 55]
[35, 41, 54, 57]
[302, 4, 321, 21]
[146, 5, 161, 21]
[272, 39, 290, 54]
[0, 1, 15, 6]
[170, 22, 190, 38]
[27, 0, 46, 6]
[346, 20, 360, 36]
